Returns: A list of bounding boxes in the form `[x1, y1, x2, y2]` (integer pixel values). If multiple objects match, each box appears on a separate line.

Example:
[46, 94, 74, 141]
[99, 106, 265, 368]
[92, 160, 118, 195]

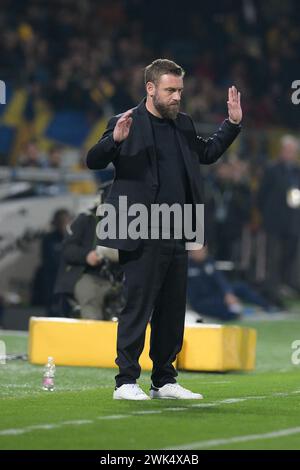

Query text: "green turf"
[1, 319, 300, 450]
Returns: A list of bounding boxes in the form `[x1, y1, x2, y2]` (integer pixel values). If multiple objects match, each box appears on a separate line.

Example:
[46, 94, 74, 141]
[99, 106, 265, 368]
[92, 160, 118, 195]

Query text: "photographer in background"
[54, 201, 119, 320]
[32, 209, 72, 316]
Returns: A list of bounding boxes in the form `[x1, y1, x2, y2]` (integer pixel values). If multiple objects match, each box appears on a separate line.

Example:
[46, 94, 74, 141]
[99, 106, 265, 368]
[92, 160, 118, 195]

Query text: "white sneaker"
[150, 383, 203, 400]
[113, 384, 150, 400]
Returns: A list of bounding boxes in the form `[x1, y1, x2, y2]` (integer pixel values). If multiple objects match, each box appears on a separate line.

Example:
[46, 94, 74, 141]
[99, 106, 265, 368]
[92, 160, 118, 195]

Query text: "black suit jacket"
[86, 98, 241, 250]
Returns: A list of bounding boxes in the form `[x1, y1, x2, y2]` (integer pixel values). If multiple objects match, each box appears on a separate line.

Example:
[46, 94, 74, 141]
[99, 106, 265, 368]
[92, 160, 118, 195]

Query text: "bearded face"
[149, 74, 183, 120]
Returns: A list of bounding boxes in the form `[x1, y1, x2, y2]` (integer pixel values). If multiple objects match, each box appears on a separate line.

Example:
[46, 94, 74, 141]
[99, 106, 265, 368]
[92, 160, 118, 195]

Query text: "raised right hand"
[113, 109, 133, 143]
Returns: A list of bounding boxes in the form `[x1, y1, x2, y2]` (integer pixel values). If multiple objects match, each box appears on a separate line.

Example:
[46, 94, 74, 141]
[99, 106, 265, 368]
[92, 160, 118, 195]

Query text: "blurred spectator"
[17, 139, 46, 168]
[46, 144, 63, 169]
[205, 156, 252, 262]
[187, 247, 274, 322]
[258, 135, 300, 299]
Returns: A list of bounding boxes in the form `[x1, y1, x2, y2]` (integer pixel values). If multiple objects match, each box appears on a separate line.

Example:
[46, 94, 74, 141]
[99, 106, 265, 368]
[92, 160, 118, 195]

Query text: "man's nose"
[173, 91, 181, 101]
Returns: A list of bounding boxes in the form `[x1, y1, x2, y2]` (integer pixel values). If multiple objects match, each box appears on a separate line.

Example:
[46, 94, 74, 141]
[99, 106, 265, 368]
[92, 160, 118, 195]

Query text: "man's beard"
[153, 94, 180, 120]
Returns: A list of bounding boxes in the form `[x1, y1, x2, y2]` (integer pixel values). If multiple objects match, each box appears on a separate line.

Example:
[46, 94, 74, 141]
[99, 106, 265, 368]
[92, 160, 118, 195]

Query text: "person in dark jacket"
[206, 157, 252, 262]
[258, 135, 300, 298]
[86, 59, 242, 400]
[54, 205, 118, 320]
[187, 247, 273, 321]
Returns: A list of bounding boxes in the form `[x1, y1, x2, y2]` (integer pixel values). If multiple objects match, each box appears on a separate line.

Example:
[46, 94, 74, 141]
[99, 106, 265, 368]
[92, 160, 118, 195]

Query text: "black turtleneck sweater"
[148, 111, 191, 207]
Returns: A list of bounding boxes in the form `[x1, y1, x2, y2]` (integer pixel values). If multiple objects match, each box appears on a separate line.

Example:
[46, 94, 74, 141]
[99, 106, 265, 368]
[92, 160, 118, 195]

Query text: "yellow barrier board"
[177, 324, 256, 371]
[29, 318, 256, 371]
[28, 317, 153, 370]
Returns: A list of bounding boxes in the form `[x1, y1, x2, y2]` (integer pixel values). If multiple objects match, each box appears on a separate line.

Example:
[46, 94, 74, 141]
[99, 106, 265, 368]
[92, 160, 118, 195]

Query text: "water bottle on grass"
[42, 356, 55, 391]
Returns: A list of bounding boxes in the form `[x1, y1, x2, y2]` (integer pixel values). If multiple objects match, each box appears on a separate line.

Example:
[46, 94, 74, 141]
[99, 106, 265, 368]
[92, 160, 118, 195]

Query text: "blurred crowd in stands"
[18, 140, 64, 169]
[1, 0, 300, 127]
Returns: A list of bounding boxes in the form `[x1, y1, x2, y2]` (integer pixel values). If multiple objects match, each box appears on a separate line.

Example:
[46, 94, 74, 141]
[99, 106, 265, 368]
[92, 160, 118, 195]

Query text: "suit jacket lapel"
[137, 98, 159, 187]
[173, 119, 197, 198]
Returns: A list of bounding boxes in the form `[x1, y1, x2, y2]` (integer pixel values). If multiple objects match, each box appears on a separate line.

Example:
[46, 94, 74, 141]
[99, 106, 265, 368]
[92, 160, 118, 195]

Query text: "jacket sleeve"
[190, 117, 241, 165]
[63, 214, 91, 265]
[86, 116, 121, 169]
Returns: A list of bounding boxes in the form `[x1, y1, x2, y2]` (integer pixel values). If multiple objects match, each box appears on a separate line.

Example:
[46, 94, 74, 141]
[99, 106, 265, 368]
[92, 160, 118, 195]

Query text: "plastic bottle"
[42, 356, 55, 391]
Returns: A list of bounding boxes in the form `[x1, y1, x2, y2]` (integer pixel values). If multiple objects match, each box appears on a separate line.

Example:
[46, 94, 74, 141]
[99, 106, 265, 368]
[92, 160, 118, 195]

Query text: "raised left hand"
[227, 86, 242, 124]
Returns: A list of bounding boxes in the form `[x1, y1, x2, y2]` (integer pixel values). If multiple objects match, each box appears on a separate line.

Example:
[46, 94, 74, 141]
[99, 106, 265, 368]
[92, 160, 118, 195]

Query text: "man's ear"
[146, 81, 155, 97]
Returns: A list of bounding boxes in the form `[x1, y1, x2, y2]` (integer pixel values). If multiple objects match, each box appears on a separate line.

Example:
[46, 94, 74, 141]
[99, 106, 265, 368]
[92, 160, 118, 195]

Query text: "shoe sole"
[151, 397, 178, 399]
[113, 395, 150, 400]
[150, 393, 203, 400]
[150, 394, 176, 399]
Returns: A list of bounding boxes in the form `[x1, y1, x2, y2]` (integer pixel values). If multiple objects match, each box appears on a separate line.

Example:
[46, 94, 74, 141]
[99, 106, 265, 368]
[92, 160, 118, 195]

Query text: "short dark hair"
[144, 59, 185, 85]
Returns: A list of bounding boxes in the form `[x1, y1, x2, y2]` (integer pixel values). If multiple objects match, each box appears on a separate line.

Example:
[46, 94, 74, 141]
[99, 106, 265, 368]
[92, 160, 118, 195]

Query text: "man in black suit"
[86, 59, 242, 400]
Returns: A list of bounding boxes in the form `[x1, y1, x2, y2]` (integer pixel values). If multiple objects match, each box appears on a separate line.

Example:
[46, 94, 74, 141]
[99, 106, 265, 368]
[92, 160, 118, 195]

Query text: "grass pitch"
[1, 318, 300, 450]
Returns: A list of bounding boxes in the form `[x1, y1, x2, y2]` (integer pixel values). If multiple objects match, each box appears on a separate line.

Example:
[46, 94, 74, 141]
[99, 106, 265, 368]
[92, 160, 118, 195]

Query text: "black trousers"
[115, 238, 188, 388]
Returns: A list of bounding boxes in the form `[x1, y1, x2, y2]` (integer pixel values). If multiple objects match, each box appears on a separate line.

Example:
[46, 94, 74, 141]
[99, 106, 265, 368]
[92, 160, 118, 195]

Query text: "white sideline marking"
[219, 398, 248, 404]
[189, 395, 267, 409]
[0, 420, 93, 436]
[97, 415, 129, 420]
[189, 391, 300, 409]
[164, 407, 188, 411]
[0, 389, 299, 437]
[190, 403, 216, 408]
[164, 426, 300, 450]
[61, 420, 93, 425]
